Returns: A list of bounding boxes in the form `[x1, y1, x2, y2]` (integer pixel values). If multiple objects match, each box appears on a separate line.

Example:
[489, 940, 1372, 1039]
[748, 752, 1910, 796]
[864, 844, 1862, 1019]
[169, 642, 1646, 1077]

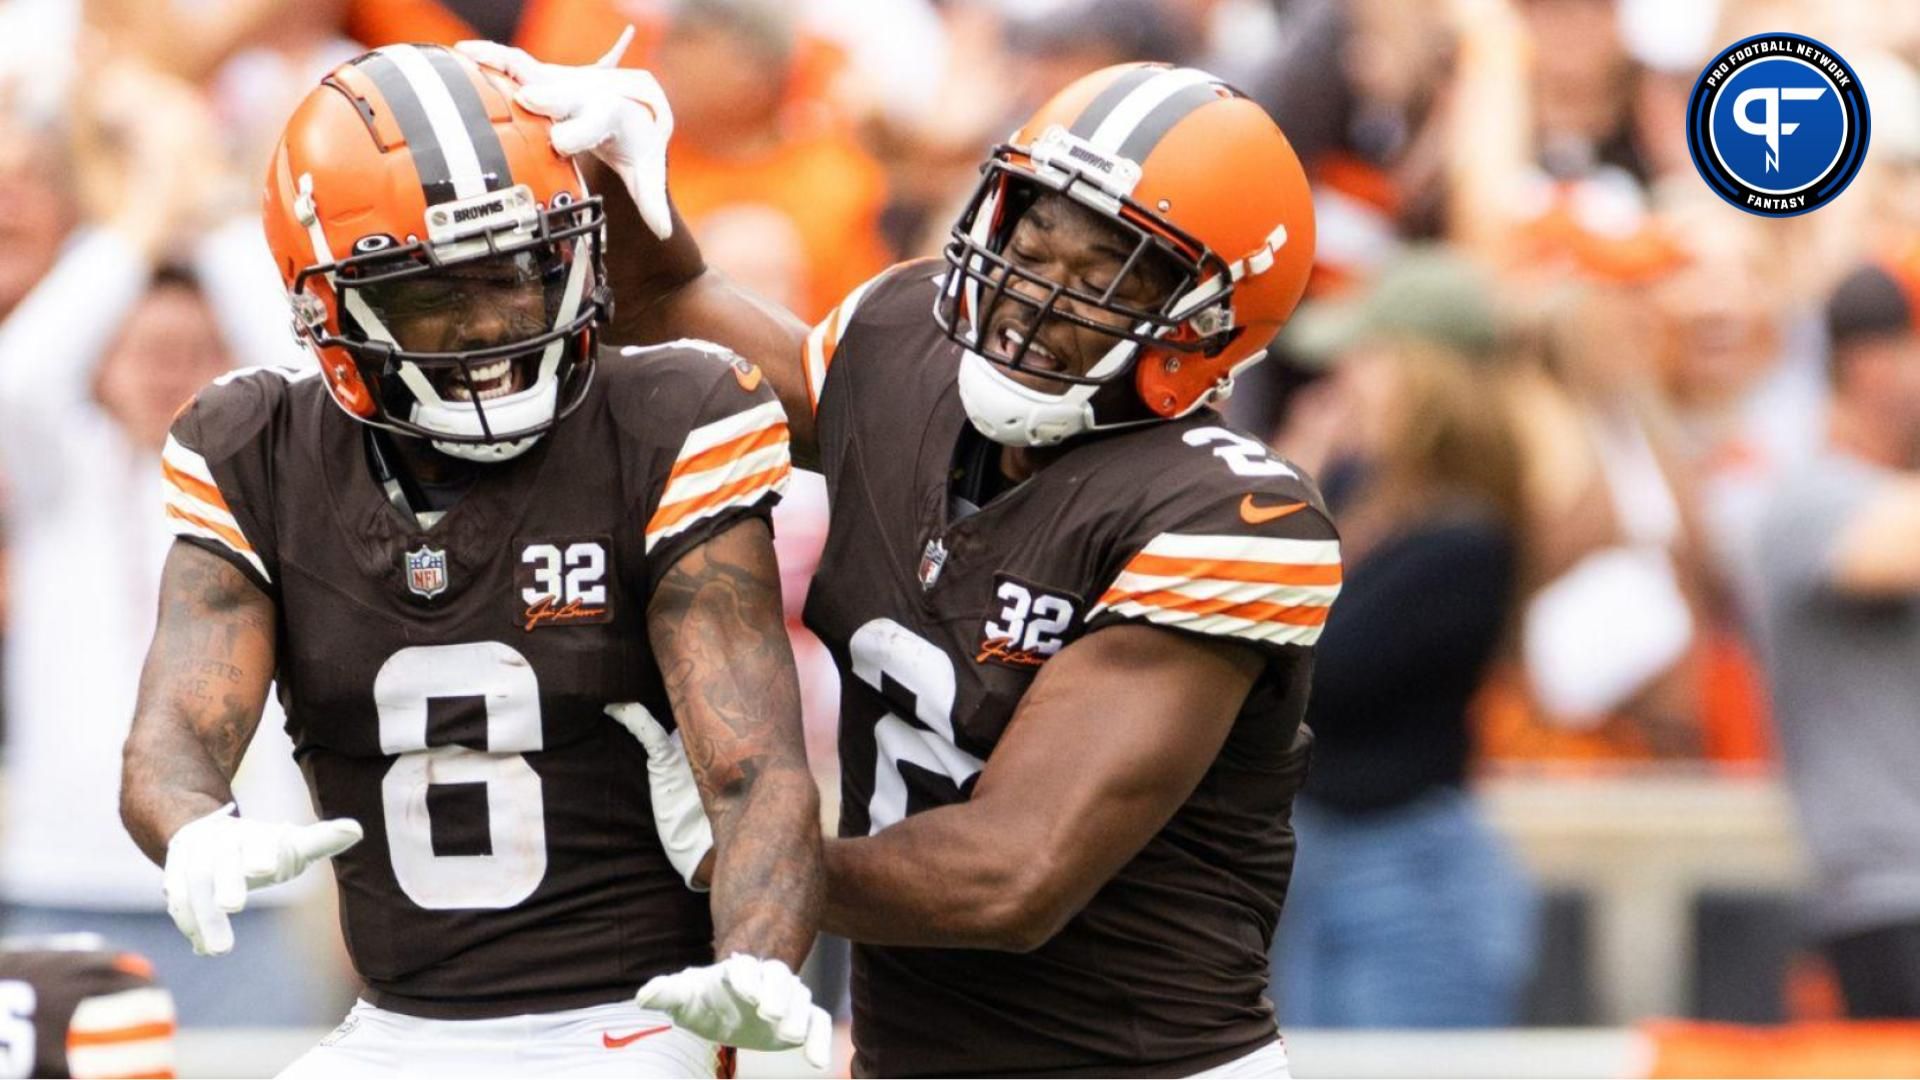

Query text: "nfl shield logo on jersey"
[405, 545, 449, 599]
[919, 537, 949, 591]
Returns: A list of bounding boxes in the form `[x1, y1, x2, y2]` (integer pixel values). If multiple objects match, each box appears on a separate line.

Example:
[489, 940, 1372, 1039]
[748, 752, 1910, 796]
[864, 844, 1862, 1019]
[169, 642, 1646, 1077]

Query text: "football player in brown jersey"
[0, 936, 175, 1079]
[469, 42, 1331, 1077]
[117, 43, 831, 1076]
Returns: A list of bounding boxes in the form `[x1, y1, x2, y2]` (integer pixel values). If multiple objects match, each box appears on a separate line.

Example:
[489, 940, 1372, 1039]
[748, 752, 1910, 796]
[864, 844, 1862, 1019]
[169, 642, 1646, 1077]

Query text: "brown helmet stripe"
[1114, 82, 1227, 164]
[352, 50, 456, 205]
[1067, 64, 1166, 140]
[423, 48, 513, 193]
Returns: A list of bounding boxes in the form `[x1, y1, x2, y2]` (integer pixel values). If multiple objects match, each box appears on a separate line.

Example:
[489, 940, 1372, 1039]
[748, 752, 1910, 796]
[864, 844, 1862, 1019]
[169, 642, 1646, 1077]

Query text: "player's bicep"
[644, 517, 808, 805]
[970, 623, 1262, 926]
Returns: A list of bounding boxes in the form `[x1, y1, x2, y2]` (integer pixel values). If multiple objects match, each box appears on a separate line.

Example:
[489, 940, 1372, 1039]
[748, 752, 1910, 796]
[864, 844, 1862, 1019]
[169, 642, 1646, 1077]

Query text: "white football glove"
[606, 702, 714, 891]
[163, 804, 362, 957]
[635, 953, 833, 1069]
[455, 30, 676, 240]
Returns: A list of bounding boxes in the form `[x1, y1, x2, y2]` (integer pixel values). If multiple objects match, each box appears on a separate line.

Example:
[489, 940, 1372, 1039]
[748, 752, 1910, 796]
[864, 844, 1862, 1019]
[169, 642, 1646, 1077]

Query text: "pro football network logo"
[1686, 32, 1869, 217]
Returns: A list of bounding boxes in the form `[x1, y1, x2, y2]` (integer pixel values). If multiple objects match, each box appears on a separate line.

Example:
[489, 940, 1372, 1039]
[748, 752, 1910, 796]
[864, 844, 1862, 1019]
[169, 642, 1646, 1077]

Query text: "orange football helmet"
[938, 63, 1315, 446]
[264, 44, 610, 461]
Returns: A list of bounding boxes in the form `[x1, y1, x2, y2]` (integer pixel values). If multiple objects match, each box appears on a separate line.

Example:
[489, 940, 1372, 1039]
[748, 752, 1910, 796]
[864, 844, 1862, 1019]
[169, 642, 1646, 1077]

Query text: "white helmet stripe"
[1085, 68, 1218, 158]
[377, 45, 489, 200]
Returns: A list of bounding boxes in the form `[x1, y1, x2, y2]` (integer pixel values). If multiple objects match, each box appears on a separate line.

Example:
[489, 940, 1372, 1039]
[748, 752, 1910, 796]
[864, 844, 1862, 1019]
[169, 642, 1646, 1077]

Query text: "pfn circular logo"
[1687, 33, 1869, 217]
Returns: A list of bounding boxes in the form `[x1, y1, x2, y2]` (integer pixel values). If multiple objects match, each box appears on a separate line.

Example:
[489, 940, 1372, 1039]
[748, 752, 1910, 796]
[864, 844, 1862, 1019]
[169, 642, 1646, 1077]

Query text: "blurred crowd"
[2, 0, 1920, 1043]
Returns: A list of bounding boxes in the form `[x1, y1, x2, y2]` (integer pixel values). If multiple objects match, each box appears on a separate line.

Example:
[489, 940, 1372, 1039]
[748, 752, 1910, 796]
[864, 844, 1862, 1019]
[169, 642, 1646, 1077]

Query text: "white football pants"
[1189, 1037, 1291, 1078]
[276, 998, 725, 1078]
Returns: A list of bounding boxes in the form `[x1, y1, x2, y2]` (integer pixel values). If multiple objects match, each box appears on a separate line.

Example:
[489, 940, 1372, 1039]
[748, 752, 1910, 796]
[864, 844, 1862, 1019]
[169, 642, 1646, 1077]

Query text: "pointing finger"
[290, 818, 364, 863]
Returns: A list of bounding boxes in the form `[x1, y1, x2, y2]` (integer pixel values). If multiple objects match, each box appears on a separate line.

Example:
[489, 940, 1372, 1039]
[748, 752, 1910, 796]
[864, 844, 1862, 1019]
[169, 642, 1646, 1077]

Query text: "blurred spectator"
[1754, 263, 1920, 1018]
[0, 61, 327, 1027]
[1502, 284, 1714, 756]
[1272, 251, 1539, 1027]
[652, 0, 891, 321]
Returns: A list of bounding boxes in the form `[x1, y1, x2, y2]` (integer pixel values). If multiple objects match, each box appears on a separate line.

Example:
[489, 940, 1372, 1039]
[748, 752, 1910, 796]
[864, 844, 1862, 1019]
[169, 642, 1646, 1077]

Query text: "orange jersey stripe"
[164, 505, 255, 556]
[1123, 553, 1343, 587]
[89, 1072, 173, 1079]
[161, 460, 229, 513]
[68, 1020, 175, 1047]
[821, 302, 848, 367]
[667, 422, 789, 484]
[648, 463, 791, 534]
[1098, 587, 1332, 627]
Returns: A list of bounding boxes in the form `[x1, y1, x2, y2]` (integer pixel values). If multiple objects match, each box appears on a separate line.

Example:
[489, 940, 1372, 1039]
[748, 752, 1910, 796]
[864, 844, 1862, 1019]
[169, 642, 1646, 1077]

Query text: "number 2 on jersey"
[852, 619, 985, 833]
[374, 643, 547, 910]
[1183, 426, 1297, 478]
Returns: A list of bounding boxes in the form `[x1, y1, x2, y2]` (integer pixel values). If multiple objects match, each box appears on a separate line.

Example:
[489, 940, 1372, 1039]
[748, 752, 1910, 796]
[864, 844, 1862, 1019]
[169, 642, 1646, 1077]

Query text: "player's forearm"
[649, 521, 825, 966]
[821, 809, 1060, 952]
[708, 762, 824, 966]
[120, 543, 276, 864]
[120, 709, 240, 864]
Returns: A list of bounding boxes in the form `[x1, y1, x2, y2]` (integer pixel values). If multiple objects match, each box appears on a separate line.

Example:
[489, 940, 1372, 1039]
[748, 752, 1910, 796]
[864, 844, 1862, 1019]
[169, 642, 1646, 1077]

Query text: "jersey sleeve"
[1085, 491, 1343, 654]
[641, 352, 793, 588]
[162, 368, 289, 596]
[801, 261, 929, 418]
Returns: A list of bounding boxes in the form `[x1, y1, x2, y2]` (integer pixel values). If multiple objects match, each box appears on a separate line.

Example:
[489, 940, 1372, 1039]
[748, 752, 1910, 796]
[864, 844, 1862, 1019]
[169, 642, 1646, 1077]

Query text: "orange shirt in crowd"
[668, 122, 890, 324]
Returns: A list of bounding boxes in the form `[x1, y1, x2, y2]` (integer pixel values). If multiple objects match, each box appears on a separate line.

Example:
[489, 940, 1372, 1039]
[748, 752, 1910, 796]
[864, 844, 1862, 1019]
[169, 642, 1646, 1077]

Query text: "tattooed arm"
[120, 541, 278, 864]
[646, 517, 823, 966]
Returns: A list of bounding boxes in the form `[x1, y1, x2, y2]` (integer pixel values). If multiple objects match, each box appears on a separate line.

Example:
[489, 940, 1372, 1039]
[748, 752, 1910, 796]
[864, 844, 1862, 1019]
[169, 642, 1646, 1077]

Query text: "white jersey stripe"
[64, 1037, 175, 1080]
[644, 471, 790, 553]
[160, 435, 217, 488]
[69, 987, 174, 1034]
[1099, 597, 1325, 646]
[676, 400, 787, 461]
[1100, 569, 1340, 608]
[804, 320, 830, 409]
[164, 488, 243, 537]
[167, 515, 271, 584]
[1136, 532, 1342, 565]
[660, 442, 790, 509]
[378, 45, 487, 200]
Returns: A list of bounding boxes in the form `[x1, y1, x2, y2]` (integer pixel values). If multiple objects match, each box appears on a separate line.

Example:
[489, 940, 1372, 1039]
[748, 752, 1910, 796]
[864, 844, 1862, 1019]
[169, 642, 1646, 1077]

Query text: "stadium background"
[2, 0, 1919, 1074]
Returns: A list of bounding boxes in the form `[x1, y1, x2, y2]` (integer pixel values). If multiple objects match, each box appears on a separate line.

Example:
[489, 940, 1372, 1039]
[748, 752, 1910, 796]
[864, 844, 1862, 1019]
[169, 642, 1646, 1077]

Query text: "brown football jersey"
[160, 342, 790, 1018]
[0, 940, 173, 1079]
[800, 262, 1340, 1077]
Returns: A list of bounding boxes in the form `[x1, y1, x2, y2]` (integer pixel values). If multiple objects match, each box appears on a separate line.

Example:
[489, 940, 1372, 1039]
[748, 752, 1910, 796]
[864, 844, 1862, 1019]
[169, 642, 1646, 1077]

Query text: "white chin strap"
[414, 376, 560, 462]
[957, 341, 1136, 447]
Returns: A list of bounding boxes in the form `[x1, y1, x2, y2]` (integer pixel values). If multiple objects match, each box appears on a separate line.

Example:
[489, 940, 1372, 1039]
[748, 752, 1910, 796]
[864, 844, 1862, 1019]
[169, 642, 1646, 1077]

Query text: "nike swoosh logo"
[1240, 494, 1309, 525]
[733, 362, 764, 392]
[602, 1025, 673, 1049]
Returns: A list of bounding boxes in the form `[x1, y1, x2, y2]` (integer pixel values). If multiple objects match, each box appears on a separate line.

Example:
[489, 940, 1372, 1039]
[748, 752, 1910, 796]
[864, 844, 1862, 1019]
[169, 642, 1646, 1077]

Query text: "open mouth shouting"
[437, 356, 529, 402]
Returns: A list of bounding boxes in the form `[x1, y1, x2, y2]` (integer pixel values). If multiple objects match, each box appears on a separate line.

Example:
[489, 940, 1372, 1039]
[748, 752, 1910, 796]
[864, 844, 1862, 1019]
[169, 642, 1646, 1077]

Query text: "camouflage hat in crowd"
[1283, 247, 1499, 366]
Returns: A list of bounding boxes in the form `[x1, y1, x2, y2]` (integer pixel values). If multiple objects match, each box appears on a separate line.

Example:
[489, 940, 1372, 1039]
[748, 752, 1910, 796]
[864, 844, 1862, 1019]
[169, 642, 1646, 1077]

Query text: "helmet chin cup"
[432, 435, 541, 462]
[957, 350, 1101, 447]
[410, 375, 559, 463]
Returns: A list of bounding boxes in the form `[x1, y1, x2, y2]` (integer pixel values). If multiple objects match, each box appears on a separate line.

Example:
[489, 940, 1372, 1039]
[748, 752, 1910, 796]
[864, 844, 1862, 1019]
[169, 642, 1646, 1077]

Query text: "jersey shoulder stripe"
[802, 260, 927, 414]
[1090, 531, 1342, 647]
[645, 399, 791, 552]
[160, 434, 270, 584]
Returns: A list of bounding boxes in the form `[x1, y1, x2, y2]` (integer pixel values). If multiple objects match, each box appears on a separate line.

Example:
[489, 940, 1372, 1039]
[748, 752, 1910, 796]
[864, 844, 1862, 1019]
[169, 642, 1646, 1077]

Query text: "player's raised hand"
[163, 804, 362, 957]
[635, 953, 833, 1069]
[456, 29, 676, 240]
[605, 702, 714, 890]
